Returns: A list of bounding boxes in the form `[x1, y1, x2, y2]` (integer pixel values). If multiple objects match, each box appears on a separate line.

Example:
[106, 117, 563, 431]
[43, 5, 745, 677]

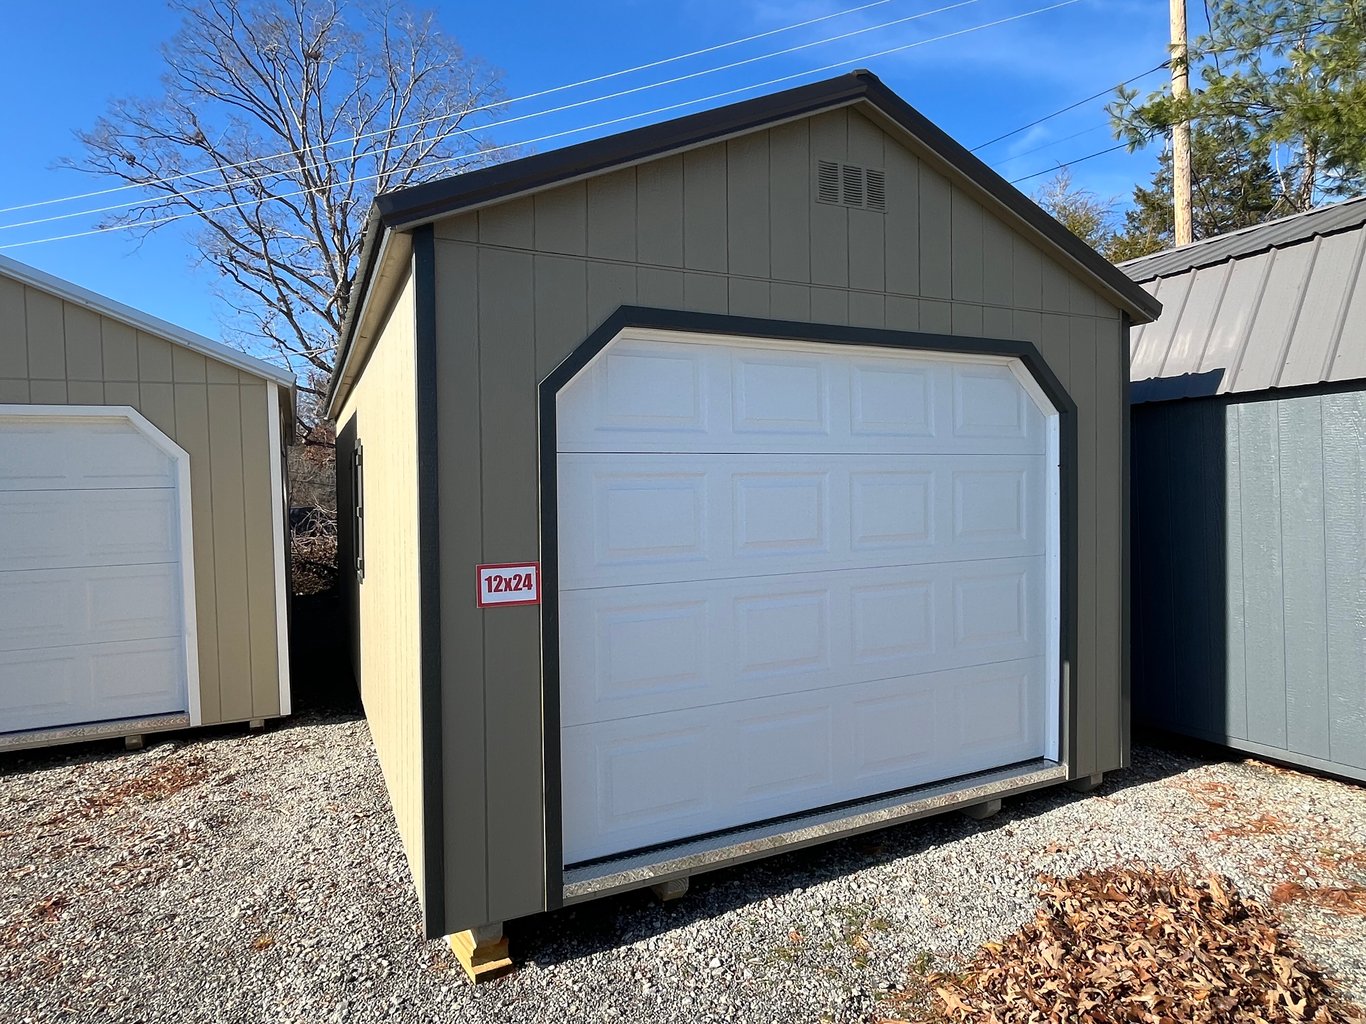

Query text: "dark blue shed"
[1123, 197, 1366, 782]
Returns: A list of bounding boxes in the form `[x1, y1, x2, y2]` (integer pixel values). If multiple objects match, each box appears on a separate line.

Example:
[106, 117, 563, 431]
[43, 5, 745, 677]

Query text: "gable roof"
[1122, 196, 1366, 402]
[328, 69, 1160, 415]
[0, 253, 295, 388]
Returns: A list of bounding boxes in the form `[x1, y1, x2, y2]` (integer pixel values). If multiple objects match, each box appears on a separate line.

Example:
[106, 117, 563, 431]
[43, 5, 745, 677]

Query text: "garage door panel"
[734, 471, 831, 557]
[559, 453, 1046, 589]
[1, 413, 191, 736]
[561, 656, 1050, 863]
[953, 366, 1035, 439]
[952, 664, 1041, 758]
[0, 490, 179, 571]
[850, 470, 934, 550]
[0, 638, 185, 732]
[558, 332, 1060, 865]
[558, 557, 1046, 727]
[0, 564, 182, 653]
[0, 420, 175, 491]
[734, 706, 834, 801]
[563, 720, 713, 839]
[850, 363, 934, 439]
[557, 335, 1047, 456]
[733, 354, 831, 436]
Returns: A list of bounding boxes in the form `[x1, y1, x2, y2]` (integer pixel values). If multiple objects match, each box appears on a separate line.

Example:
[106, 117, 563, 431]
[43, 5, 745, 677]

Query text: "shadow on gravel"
[508, 744, 1215, 969]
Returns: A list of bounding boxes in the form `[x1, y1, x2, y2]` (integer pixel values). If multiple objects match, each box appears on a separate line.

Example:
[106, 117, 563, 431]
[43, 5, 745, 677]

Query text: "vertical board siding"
[1278, 396, 1329, 757]
[425, 109, 1130, 928]
[434, 241, 490, 928]
[1131, 389, 1366, 780]
[476, 247, 547, 921]
[207, 382, 253, 723]
[335, 269, 428, 907]
[1322, 392, 1366, 770]
[1238, 401, 1289, 748]
[0, 275, 285, 728]
[769, 121, 812, 284]
[808, 110, 850, 289]
[241, 382, 282, 718]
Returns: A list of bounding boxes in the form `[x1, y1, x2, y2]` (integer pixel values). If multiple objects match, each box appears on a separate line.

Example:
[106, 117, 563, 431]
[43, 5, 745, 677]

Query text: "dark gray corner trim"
[326, 69, 1160, 411]
[1120, 312, 1133, 768]
[538, 306, 1083, 905]
[413, 225, 447, 939]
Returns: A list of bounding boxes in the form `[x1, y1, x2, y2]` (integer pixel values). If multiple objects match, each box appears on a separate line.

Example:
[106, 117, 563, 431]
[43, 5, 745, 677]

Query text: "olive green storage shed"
[0, 255, 295, 752]
[325, 70, 1161, 967]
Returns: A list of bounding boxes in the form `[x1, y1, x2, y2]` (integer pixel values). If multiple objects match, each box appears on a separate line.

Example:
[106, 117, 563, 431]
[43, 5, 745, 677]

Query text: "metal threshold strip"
[563, 758, 1068, 904]
[0, 712, 190, 753]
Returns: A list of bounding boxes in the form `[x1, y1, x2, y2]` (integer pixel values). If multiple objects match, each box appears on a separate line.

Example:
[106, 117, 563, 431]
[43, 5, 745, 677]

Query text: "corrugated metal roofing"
[1124, 197, 1366, 401]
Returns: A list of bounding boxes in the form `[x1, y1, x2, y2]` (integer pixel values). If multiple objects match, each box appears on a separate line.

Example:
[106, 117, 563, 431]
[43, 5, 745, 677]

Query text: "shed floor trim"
[0, 713, 192, 753]
[562, 758, 1068, 903]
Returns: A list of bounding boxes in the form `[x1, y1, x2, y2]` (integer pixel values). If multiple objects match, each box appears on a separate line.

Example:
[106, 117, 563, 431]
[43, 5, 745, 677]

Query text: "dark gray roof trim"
[1121, 194, 1366, 282]
[328, 69, 1159, 413]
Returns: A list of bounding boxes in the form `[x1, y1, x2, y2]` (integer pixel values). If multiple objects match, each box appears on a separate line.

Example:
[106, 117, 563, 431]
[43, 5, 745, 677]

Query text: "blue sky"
[0, 0, 1170, 352]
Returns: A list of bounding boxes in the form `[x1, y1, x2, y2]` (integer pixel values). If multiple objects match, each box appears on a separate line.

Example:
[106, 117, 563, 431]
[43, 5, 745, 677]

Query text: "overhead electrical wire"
[0, 0, 1083, 251]
[970, 63, 1168, 151]
[991, 120, 1107, 164]
[0, 0, 911, 217]
[0, 0, 989, 232]
[1007, 141, 1129, 184]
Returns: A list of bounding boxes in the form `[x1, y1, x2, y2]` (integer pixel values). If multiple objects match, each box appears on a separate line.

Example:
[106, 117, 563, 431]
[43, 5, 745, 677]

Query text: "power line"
[970, 64, 1168, 151]
[0, 0, 909, 217]
[1, 0, 1083, 251]
[991, 120, 1107, 164]
[1007, 141, 1130, 184]
[0, 0, 988, 232]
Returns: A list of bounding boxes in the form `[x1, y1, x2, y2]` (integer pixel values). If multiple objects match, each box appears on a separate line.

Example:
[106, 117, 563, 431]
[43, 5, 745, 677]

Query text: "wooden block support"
[650, 877, 689, 902]
[961, 798, 1002, 820]
[248, 718, 266, 731]
[1068, 772, 1104, 794]
[449, 922, 512, 982]
[124, 735, 145, 751]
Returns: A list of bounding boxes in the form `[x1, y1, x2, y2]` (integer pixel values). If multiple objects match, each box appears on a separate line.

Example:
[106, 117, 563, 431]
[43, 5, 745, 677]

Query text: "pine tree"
[1110, 120, 1280, 261]
[1111, 0, 1366, 211]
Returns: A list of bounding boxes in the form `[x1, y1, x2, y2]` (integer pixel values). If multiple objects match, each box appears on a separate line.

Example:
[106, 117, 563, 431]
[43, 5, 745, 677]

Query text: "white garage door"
[557, 330, 1060, 864]
[0, 410, 196, 735]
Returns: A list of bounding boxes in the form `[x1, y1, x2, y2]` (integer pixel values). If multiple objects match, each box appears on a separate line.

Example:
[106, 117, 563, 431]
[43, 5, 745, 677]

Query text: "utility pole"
[1170, 0, 1193, 245]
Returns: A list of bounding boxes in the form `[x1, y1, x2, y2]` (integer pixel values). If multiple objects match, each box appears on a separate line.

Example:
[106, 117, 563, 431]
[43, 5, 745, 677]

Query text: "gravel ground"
[2, 712, 1363, 1023]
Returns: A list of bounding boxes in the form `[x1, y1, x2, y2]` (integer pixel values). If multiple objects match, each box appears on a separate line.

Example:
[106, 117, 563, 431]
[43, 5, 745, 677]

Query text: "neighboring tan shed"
[0, 255, 295, 751]
[325, 70, 1161, 972]
[1124, 196, 1366, 783]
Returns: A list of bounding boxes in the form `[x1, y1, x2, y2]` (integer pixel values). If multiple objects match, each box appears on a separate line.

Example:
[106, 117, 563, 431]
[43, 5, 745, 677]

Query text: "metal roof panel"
[1127, 199, 1366, 399]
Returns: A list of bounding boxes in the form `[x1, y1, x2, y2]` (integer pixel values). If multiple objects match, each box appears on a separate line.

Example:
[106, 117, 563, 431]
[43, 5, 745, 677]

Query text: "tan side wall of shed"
[426, 106, 1127, 930]
[335, 268, 427, 905]
[0, 272, 285, 725]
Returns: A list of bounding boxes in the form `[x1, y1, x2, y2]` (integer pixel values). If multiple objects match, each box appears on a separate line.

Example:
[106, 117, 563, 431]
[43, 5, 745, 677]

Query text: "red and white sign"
[476, 562, 541, 608]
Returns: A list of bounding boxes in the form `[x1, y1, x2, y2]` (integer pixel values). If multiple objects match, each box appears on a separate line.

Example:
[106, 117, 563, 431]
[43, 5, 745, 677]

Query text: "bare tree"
[66, 0, 504, 427]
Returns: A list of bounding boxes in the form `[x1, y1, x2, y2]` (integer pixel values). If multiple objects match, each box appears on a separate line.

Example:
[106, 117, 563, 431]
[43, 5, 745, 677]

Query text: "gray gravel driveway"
[3, 712, 1363, 1023]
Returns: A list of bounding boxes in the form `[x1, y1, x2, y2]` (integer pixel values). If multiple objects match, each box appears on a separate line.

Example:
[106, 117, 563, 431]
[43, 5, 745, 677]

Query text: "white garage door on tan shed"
[556, 330, 1062, 865]
[0, 407, 198, 735]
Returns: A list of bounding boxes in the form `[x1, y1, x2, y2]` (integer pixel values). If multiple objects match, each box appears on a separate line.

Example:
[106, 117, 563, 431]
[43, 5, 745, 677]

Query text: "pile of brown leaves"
[930, 867, 1365, 1023]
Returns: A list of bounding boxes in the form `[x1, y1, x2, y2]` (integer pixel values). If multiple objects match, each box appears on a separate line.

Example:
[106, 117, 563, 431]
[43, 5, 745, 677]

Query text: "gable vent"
[817, 159, 841, 205]
[865, 168, 886, 212]
[816, 160, 886, 213]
